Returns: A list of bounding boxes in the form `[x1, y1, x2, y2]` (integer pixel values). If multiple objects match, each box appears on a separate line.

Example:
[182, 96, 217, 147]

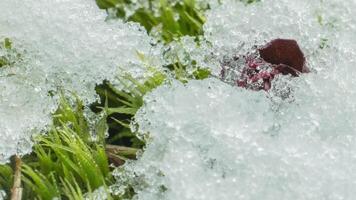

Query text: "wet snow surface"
[0, 0, 159, 163]
[114, 0, 356, 199]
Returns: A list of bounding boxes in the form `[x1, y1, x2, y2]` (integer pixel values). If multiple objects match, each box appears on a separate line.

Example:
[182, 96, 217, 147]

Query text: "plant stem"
[105, 145, 138, 166]
[10, 155, 22, 200]
[106, 144, 138, 158]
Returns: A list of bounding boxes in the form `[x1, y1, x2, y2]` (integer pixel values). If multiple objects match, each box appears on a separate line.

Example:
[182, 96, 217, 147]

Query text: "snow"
[161, 36, 216, 76]
[117, 76, 356, 199]
[1, 0, 356, 198]
[0, 0, 159, 163]
[84, 186, 108, 200]
[0, 190, 5, 200]
[115, 0, 356, 199]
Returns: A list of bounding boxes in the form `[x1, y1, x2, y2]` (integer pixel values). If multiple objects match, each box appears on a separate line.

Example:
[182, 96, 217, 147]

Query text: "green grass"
[0, 38, 20, 68]
[93, 71, 166, 148]
[0, 93, 137, 199]
[20, 95, 114, 199]
[0, 72, 166, 199]
[97, 0, 206, 43]
[96, 0, 260, 43]
[0, 38, 12, 57]
[0, 164, 13, 196]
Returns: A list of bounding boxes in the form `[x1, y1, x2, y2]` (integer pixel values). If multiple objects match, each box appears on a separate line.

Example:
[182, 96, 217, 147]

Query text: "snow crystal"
[0, 0, 159, 163]
[115, 0, 356, 199]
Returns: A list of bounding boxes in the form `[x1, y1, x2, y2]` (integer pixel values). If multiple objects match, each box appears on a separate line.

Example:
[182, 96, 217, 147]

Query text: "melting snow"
[116, 0, 356, 199]
[0, 0, 159, 163]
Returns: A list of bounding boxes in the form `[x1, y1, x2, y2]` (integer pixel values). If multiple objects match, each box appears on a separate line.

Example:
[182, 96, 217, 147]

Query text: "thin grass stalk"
[10, 155, 22, 200]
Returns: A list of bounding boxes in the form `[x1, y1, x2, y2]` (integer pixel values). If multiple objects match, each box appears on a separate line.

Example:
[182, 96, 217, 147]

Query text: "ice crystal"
[0, 0, 159, 163]
[116, 0, 356, 199]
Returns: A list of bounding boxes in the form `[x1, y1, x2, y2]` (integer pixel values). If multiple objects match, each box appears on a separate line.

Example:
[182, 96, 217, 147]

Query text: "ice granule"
[115, 0, 356, 199]
[0, 0, 160, 163]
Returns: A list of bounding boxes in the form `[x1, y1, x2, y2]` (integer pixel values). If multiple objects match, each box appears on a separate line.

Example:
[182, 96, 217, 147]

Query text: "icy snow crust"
[118, 0, 356, 199]
[0, 0, 158, 163]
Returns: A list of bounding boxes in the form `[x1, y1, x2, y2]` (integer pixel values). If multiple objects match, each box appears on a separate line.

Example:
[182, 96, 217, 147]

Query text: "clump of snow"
[119, 75, 356, 199]
[0, 190, 5, 200]
[84, 186, 108, 200]
[0, 0, 159, 163]
[0, 74, 55, 163]
[115, 0, 356, 199]
[176, 0, 353, 76]
[204, 0, 325, 57]
[0, 0, 160, 102]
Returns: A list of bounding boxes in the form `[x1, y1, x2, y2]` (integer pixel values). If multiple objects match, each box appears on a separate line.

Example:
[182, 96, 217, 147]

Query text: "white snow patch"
[0, 0, 160, 163]
[84, 186, 108, 200]
[0, 190, 5, 200]
[115, 0, 356, 199]
[118, 76, 356, 199]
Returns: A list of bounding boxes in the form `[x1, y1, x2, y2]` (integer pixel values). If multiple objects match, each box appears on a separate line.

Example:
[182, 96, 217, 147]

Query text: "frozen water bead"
[0, 0, 160, 163]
